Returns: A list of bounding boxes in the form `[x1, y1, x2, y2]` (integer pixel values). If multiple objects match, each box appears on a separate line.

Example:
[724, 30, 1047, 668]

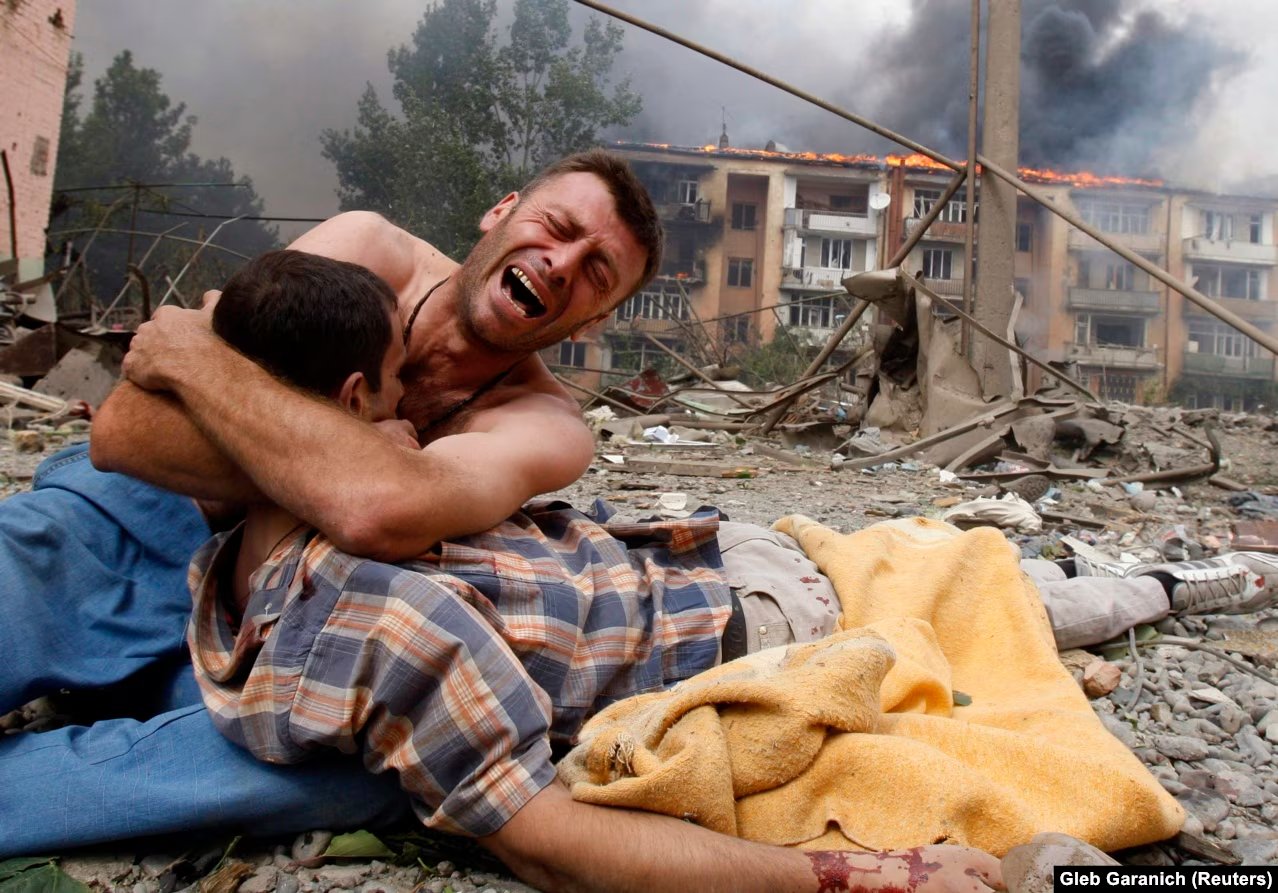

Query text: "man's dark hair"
[521, 149, 663, 295]
[212, 249, 398, 397]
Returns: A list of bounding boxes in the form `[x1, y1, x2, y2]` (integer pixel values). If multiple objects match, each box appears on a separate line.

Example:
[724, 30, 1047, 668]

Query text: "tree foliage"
[320, 0, 641, 260]
[52, 51, 278, 321]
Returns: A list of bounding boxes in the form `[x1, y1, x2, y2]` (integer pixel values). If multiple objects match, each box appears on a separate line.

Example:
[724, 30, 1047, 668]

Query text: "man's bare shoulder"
[289, 212, 457, 298]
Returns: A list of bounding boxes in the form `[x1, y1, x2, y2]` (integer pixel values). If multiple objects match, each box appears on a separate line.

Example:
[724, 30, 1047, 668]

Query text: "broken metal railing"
[903, 272, 1099, 402]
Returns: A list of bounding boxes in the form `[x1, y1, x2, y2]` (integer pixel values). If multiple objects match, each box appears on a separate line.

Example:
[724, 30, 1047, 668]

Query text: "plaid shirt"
[188, 499, 731, 837]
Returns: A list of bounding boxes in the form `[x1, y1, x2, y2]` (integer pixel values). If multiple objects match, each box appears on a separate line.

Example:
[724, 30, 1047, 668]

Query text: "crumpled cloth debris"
[941, 492, 1042, 533]
[1227, 491, 1278, 520]
[559, 516, 1183, 857]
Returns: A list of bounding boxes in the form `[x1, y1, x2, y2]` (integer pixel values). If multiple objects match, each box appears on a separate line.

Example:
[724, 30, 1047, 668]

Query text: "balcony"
[1067, 287, 1161, 314]
[782, 265, 864, 291]
[915, 277, 966, 297]
[1182, 351, 1276, 379]
[1182, 237, 1278, 265]
[1182, 295, 1278, 323]
[784, 207, 877, 237]
[658, 200, 713, 225]
[904, 217, 973, 244]
[654, 260, 705, 285]
[1068, 227, 1164, 254]
[1066, 342, 1161, 370]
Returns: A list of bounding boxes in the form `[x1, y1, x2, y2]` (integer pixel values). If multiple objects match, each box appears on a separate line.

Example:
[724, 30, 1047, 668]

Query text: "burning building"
[548, 141, 1277, 412]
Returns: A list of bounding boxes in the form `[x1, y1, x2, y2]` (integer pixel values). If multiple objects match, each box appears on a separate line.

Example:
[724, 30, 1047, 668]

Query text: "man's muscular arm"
[90, 212, 426, 496]
[119, 310, 592, 559]
[483, 782, 1004, 893]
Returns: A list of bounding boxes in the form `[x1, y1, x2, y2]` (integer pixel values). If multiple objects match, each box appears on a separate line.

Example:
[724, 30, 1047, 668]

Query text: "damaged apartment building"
[547, 141, 1278, 412]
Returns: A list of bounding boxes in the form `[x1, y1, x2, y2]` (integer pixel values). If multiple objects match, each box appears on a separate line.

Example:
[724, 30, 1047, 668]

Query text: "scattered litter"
[941, 493, 1042, 533]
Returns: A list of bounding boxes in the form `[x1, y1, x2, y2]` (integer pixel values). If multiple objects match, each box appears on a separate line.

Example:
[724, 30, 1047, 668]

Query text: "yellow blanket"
[558, 515, 1184, 856]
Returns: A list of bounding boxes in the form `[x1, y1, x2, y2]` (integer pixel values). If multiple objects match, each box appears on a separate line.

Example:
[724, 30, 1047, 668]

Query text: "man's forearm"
[91, 381, 261, 501]
[157, 342, 459, 555]
[484, 783, 1004, 893]
[483, 783, 816, 893]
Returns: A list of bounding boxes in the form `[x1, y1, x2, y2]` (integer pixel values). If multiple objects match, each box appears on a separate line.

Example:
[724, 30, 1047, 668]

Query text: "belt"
[720, 588, 748, 663]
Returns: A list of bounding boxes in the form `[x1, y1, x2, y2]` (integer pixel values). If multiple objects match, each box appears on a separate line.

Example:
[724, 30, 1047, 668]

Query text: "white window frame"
[821, 238, 854, 270]
[922, 247, 953, 280]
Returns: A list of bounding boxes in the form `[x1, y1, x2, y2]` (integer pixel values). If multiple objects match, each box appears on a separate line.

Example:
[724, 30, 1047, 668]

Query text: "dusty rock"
[1083, 660, 1122, 698]
[60, 854, 137, 886]
[1002, 832, 1118, 893]
[1152, 734, 1210, 761]
[240, 866, 279, 893]
[314, 864, 372, 889]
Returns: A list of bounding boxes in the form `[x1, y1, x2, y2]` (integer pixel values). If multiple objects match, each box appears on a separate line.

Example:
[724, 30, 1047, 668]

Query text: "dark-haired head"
[212, 250, 403, 416]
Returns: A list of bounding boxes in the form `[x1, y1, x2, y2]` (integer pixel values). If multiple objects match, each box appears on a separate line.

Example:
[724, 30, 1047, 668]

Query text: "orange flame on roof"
[628, 143, 1164, 189]
[886, 153, 952, 171]
[1017, 166, 1163, 189]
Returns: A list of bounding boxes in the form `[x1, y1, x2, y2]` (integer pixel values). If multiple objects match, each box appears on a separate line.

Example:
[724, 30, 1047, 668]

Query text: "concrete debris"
[33, 343, 120, 409]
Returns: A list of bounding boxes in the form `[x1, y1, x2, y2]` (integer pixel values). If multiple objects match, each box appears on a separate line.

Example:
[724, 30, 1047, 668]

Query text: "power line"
[136, 208, 329, 224]
[56, 182, 249, 193]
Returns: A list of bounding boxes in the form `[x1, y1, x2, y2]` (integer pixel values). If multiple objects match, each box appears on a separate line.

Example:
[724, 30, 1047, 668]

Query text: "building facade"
[545, 142, 1278, 411]
[1, 0, 77, 270]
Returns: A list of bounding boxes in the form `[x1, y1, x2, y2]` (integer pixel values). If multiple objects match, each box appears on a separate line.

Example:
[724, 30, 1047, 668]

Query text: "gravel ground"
[5, 407, 1278, 890]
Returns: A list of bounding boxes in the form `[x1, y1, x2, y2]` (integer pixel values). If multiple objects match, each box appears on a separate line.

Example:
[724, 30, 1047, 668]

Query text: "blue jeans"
[0, 444, 409, 856]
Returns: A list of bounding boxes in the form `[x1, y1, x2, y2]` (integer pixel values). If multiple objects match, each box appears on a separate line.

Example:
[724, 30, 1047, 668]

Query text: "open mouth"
[503, 266, 547, 318]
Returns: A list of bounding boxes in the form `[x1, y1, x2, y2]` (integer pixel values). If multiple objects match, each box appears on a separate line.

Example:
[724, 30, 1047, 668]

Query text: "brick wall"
[0, 0, 77, 262]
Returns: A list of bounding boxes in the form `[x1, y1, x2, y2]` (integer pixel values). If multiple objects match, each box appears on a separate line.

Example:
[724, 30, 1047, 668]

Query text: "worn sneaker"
[1071, 553, 1135, 579]
[1075, 552, 1278, 614]
[1138, 553, 1278, 615]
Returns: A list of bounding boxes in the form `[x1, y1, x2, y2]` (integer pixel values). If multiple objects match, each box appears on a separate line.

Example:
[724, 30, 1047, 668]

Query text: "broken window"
[1204, 211, 1234, 241]
[731, 202, 757, 231]
[1077, 200, 1150, 235]
[558, 342, 587, 368]
[912, 189, 940, 218]
[1188, 320, 1254, 358]
[677, 180, 698, 204]
[1103, 261, 1135, 291]
[615, 289, 690, 322]
[727, 258, 753, 288]
[829, 191, 868, 215]
[1075, 313, 1144, 347]
[922, 248, 953, 280]
[789, 295, 837, 328]
[1194, 264, 1262, 300]
[821, 238, 853, 270]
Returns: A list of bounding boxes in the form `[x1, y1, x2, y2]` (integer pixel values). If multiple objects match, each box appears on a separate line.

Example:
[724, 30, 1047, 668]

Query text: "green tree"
[321, 0, 641, 260]
[51, 51, 278, 321]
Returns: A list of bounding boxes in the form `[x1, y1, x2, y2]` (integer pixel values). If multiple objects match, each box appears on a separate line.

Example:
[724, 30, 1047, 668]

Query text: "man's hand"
[122, 305, 221, 392]
[375, 419, 420, 450]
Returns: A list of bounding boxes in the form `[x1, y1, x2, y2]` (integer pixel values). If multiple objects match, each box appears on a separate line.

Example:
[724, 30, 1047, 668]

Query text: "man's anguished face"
[453, 171, 648, 353]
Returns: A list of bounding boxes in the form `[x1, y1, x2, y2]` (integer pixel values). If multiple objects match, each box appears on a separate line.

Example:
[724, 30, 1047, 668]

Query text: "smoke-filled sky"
[71, 0, 1278, 237]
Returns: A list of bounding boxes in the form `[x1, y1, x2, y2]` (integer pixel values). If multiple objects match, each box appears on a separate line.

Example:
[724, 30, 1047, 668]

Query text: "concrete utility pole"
[972, 0, 1021, 399]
